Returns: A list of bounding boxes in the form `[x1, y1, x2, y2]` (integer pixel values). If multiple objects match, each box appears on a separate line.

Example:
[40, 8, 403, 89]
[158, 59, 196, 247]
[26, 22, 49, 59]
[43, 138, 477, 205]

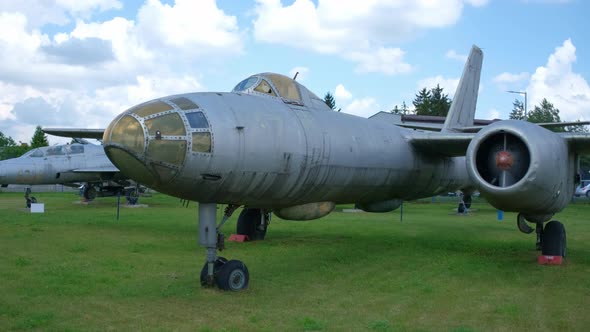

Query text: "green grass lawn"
[1, 192, 590, 331]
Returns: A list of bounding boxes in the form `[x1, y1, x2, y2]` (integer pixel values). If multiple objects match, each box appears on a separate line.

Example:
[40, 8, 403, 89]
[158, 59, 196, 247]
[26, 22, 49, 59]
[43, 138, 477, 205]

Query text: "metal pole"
[116, 191, 120, 220]
[524, 91, 527, 119]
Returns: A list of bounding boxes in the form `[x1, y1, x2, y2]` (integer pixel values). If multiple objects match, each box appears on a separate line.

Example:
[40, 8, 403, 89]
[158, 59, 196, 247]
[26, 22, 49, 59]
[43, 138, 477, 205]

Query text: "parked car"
[574, 180, 590, 197]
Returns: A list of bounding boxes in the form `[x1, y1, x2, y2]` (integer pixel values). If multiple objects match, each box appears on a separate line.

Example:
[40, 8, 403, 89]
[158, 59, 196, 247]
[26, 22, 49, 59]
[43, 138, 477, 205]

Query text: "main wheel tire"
[199, 256, 228, 286]
[541, 220, 566, 257]
[236, 208, 267, 240]
[457, 203, 465, 214]
[216, 260, 249, 291]
[463, 195, 472, 209]
[83, 186, 97, 200]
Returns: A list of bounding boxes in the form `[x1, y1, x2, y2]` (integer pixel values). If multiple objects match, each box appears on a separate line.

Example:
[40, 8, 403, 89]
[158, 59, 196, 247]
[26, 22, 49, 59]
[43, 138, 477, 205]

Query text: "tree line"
[0, 126, 49, 160]
[323, 86, 587, 133]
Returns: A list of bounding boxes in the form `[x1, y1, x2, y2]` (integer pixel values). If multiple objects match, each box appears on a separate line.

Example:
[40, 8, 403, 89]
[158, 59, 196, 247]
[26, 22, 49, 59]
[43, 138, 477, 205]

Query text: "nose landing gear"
[198, 203, 249, 291]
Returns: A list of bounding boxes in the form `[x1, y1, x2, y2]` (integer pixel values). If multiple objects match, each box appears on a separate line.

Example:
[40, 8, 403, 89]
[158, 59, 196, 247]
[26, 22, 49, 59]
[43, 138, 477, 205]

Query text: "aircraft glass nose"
[103, 99, 190, 186]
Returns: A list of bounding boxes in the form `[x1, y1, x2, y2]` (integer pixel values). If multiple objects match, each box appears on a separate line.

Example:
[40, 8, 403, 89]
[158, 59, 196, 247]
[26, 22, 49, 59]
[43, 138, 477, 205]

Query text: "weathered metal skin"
[0, 144, 124, 185]
[466, 120, 574, 217]
[103, 75, 472, 210]
[356, 199, 403, 213]
[274, 202, 335, 221]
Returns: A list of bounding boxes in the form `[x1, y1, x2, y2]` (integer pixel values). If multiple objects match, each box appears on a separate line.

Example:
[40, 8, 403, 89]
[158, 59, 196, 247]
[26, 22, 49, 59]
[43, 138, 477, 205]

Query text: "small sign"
[30, 203, 45, 213]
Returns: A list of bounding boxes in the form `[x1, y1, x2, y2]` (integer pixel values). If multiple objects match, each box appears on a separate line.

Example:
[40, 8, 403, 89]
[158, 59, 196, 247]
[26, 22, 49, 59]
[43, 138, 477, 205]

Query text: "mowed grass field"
[1, 192, 590, 331]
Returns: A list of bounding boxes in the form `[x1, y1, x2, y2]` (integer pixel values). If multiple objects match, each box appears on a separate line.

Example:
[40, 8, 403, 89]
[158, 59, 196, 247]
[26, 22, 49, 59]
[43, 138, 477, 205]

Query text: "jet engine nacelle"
[466, 120, 574, 215]
[355, 199, 403, 213]
[273, 202, 335, 221]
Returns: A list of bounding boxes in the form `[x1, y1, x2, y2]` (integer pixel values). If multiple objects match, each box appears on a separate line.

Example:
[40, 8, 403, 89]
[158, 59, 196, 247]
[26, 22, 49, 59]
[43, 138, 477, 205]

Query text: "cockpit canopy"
[232, 72, 323, 108]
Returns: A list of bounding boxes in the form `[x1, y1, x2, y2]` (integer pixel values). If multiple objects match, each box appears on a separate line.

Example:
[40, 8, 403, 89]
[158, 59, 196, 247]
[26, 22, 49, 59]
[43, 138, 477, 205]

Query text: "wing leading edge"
[43, 128, 105, 140]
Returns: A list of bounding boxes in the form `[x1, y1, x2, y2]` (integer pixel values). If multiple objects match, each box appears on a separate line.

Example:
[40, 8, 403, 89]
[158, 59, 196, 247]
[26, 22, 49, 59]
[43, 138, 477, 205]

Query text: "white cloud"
[486, 108, 501, 120]
[346, 47, 412, 75]
[526, 39, 590, 121]
[342, 97, 380, 118]
[334, 84, 352, 101]
[253, 0, 485, 75]
[417, 75, 461, 97]
[465, 0, 490, 6]
[0, 0, 122, 28]
[446, 49, 467, 62]
[0, 0, 241, 143]
[493, 72, 530, 84]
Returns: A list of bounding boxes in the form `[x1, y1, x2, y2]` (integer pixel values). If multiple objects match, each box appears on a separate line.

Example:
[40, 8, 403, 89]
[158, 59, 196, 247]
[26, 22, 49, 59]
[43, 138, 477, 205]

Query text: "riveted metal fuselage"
[104, 92, 471, 208]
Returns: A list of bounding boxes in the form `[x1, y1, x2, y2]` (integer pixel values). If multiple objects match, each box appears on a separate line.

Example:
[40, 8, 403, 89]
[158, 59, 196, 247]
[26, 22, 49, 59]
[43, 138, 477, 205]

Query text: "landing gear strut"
[24, 187, 37, 208]
[236, 208, 270, 240]
[198, 203, 249, 291]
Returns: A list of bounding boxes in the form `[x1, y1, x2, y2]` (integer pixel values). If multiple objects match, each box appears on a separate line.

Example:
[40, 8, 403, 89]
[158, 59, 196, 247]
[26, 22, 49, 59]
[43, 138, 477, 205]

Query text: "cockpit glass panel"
[233, 76, 259, 92]
[133, 101, 173, 118]
[254, 79, 277, 96]
[110, 115, 145, 155]
[68, 145, 84, 154]
[147, 140, 187, 165]
[144, 113, 186, 136]
[170, 97, 199, 110]
[192, 132, 212, 153]
[46, 146, 65, 156]
[266, 74, 301, 101]
[29, 149, 44, 157]
[185, 112, 209, 128]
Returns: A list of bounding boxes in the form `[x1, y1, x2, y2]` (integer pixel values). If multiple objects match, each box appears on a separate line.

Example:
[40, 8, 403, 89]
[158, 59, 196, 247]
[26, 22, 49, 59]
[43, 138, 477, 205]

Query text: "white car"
[575, 180, 590, 197]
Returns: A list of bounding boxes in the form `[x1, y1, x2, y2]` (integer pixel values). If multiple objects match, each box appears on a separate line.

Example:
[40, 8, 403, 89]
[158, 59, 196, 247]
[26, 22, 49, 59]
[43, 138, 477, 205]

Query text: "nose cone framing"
[103, 99, 189, 187]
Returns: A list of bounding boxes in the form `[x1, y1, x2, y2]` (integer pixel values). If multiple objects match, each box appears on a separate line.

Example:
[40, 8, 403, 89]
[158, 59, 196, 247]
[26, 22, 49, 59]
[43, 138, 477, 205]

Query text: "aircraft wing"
[562, 132, 590, 154]
[43, 128, 105, 139]
[397, 120, 590, 133]
[71, 166, 120, 173]
[409, 130, 590, 158]
[407, 132, 474, 157]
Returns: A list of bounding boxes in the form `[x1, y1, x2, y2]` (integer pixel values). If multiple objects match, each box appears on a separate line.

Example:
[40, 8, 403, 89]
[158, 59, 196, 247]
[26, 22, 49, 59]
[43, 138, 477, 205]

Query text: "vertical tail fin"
[441, 45, 483, 132]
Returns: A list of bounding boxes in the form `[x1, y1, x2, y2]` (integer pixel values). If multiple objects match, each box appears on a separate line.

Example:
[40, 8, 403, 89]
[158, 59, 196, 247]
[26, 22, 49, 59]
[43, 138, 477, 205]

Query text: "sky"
[1, 0, 589, 144]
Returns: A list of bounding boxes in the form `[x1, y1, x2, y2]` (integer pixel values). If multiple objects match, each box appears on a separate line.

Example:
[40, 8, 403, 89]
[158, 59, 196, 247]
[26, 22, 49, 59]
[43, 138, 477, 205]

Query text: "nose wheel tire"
[199, 256, 228, 286]
[215, 260, 249, 291]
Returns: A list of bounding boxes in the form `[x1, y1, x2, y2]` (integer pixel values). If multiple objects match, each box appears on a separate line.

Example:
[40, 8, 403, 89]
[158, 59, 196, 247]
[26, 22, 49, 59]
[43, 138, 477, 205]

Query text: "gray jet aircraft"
[45, 45, 590, 291]
[0, 142, 138, 206]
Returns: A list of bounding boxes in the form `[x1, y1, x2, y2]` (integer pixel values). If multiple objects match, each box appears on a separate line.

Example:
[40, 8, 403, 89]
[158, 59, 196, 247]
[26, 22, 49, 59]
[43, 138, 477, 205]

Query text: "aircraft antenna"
[293, 72, 299, 80]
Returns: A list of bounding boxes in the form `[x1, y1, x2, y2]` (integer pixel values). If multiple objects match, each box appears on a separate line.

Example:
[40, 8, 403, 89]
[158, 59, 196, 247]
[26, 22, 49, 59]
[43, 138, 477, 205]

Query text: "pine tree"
[429, 84, 451, 116]
[413, 88, 431, 115]
[30, 126, 49, 148]
[509, 99, 525, 120]
[323, 92, 336, 110]
[413, 86, 452, 116]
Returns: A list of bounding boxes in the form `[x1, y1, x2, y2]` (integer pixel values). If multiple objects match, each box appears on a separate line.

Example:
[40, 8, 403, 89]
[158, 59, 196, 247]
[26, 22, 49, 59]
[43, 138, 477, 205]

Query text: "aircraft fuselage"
[104, 92, 470, 208]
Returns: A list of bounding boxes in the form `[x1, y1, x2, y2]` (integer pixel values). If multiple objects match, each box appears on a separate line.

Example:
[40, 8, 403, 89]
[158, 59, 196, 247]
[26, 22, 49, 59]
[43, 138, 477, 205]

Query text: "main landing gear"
[24, 187, 37, 208]
[517, 213, 566, 257]
[199, 203, 250, 291]
[236, 208, 270, 240]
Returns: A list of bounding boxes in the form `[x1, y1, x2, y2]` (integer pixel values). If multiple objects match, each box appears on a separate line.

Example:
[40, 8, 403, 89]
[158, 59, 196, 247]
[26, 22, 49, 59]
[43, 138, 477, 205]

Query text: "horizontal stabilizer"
[43, 128, 105, 140]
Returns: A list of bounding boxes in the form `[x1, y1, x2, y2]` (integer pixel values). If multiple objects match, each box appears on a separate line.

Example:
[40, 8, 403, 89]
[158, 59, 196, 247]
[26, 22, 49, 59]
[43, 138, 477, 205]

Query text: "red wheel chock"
[228, 234, 250, 242]
[538, 255, 563, 265]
